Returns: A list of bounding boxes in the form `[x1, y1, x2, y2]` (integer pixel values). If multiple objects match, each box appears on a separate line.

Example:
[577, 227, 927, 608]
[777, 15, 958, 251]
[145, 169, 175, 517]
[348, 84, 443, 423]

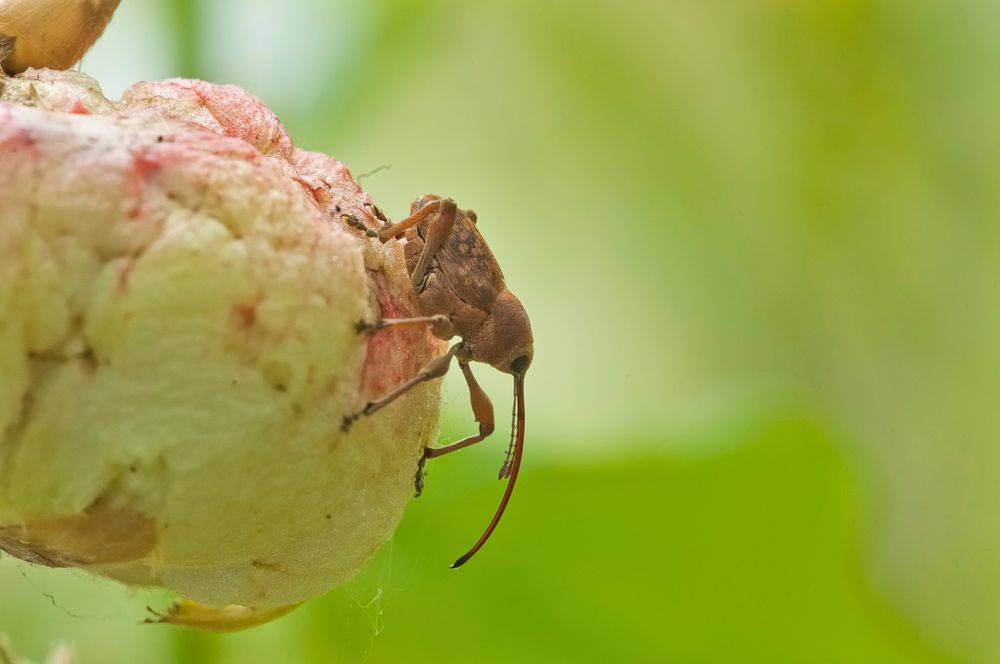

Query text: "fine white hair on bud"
[0, 69, 442, 625]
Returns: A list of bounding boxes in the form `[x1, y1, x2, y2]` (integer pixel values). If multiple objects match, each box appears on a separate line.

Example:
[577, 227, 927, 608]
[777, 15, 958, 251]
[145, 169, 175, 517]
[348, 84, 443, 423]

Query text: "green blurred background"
[2, 0, 998, 662]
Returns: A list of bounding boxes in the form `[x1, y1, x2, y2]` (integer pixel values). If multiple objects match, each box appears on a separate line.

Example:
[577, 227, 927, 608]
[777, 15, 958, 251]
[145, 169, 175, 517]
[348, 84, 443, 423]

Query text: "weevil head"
[468, 289, 533, 376]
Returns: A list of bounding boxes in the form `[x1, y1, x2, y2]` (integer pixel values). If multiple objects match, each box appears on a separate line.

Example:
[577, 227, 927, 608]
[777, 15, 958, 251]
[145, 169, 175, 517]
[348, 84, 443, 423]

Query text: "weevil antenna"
[499, 380, 517, 478]
[450, 373, 525, 568]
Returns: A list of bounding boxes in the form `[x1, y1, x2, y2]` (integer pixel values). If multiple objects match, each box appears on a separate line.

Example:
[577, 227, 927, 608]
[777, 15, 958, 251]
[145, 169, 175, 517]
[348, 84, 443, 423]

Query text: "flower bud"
[0, 69, 441, 626]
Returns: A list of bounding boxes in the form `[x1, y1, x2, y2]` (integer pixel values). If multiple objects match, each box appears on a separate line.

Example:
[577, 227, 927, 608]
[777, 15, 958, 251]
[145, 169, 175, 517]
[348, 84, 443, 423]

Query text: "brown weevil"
[340, 195, 533, 568]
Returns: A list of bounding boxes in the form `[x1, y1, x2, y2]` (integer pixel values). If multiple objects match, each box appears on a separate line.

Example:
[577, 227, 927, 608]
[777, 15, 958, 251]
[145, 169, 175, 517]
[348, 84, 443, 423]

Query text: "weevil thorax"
[467, 289, 534, 375]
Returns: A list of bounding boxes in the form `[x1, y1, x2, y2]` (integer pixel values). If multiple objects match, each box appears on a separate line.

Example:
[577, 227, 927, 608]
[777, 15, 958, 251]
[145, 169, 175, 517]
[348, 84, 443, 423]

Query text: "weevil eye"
[510, 355, 531, 374]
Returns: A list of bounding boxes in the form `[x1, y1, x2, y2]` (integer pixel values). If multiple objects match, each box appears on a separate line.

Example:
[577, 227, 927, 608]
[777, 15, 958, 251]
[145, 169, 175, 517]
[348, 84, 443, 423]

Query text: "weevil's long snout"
[450, 372, 526, 568]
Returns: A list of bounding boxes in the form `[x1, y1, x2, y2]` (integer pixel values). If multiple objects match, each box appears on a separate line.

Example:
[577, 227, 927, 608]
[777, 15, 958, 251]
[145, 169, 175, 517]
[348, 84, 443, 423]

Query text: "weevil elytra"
[340, 195, 533, 568]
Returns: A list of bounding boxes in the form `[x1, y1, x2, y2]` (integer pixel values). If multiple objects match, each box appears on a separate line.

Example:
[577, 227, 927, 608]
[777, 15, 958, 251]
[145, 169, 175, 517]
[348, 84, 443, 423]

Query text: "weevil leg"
[344, 200, 458, 291]
[339, 213, 379, 238]
[375, 199, 443, 242]
[408, 199, 457, 292]
[354, 315, 451, 335]
[414, 361, 495, 496]
[341, 200, 445, 245]
[341, 343, 461, 432]
[364, 201, 389, 223]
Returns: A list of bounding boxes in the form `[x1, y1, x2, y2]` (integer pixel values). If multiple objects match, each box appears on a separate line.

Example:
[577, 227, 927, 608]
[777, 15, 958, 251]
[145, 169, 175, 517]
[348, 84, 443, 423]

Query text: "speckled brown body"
[405, 201, 495, 327]
[401, 196, 532, 374]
